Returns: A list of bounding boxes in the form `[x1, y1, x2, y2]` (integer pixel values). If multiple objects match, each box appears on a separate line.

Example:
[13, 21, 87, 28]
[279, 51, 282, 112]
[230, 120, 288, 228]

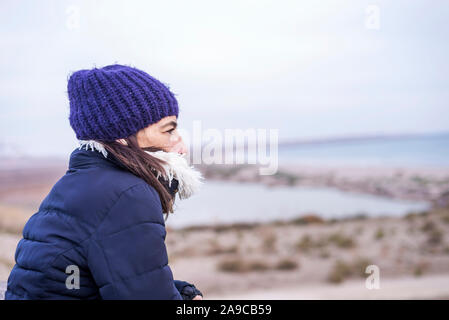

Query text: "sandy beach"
[206, 274, 449, 300]
[1, 161, 449, 299]
[166, 202, 449, 299]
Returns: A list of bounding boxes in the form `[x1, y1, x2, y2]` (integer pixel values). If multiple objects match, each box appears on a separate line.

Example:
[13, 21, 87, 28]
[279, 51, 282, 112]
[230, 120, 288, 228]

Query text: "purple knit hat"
[67, 64, 179, 141]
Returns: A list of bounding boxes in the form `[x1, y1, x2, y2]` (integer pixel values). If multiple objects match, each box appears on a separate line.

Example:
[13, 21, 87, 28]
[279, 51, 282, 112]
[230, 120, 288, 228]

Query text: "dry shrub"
[327, 257, 373, 284]
[327, 232, 356, 249]
[274, 258, 299, 271]
[291, 214, 325, 225]
[296, 234, 327, 252]
[262, 233, 277, 253]
[327, 260, 352, 284]
[0, 204, 32, 234]
[374, 228, 385, 240]
[420, 220, 436, 233]
[413, 260, 430, 277]
[207, 244, 239, 255]
[217, 258, 247, 273]
[217, 257, 270, 273]
[426, 229, 444, 246]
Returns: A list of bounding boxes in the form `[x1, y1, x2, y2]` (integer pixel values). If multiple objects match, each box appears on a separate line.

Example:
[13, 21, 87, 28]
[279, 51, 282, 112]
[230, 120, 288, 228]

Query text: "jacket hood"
[74, 140, 204, 200]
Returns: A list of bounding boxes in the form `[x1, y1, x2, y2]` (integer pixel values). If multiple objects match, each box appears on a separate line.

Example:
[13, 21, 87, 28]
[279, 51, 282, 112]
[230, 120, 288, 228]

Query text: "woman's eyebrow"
[160, 121, 177, 130]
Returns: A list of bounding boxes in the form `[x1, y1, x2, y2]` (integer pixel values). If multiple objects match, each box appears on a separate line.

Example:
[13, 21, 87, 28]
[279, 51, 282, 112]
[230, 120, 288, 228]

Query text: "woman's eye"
[165, 128, 175, 134]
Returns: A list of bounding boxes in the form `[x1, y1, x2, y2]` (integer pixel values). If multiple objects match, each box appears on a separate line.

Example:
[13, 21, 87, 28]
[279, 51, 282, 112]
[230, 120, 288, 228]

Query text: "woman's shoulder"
[80, 163, 148, 189]
[39, 166, 161, 224]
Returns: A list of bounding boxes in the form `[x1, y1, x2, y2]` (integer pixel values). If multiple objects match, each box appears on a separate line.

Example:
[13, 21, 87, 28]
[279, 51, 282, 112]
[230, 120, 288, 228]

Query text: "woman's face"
[134, 116, 187, 154]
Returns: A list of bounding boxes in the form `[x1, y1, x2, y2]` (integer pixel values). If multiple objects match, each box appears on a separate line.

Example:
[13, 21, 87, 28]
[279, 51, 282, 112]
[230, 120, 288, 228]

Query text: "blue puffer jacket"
[5, 147, 202, 300]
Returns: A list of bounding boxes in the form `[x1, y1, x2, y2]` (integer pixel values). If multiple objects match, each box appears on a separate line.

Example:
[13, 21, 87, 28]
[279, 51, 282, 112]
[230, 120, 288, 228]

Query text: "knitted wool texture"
[67, 64, 179, 141]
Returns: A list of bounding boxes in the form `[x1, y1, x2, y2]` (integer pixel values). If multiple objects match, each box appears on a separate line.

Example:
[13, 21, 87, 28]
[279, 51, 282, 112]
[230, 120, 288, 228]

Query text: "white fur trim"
[77, 139, 203, 199]
[144, 150, 204, 200]
[78, 140, 108, 158]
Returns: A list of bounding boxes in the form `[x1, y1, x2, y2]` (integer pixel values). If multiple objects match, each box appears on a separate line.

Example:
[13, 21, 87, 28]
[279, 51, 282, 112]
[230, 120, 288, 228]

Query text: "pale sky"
[1, 0, 448, 157]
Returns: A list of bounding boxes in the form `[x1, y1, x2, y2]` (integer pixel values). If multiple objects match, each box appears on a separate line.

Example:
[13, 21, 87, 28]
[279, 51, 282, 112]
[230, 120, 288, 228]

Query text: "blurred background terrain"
[1, 0, 449, 299]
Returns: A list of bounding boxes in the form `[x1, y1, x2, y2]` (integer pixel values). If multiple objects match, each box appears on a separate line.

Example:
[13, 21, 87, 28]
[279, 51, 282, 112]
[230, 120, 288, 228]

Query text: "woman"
[5, 64, 204, 300]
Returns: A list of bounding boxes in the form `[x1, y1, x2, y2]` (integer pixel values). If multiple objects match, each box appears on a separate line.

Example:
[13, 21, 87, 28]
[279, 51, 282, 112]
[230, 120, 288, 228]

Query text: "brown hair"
[98, 134, 174, 221]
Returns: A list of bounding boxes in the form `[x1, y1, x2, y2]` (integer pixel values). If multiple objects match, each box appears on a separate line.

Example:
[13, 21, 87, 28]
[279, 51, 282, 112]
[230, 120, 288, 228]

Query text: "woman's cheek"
[157, 134, 176, 151]
[169, 133, 181, 145]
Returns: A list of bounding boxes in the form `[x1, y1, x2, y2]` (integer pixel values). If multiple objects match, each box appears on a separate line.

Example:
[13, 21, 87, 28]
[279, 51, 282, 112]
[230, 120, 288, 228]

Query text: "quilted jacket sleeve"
[174, 280, 203, 300]
[86, 183, 182, 300]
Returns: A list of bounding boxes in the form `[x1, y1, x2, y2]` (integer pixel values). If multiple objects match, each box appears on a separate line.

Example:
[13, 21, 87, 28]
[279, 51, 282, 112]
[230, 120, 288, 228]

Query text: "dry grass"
[327, 260, 352, 283]
[274, 258, 299, 271]
[261, 233, 277, 253]
[426, 229, 444, 246]
[440, 214, 449, 224]
[421, 220, 437, 232]
[216, 256, 299, 273]
[296, 231, 356, 253]
[207, 244, 239, 255]
[295, 234, 327, 252]
[374, 227, 385, 240]
[246, 260, 270, 272]
[419, 219, 445, 246]
[413, 260, 431, 277]
[327, 257, 373, 284]
[0, 256, 14, 270]
[217, 257, 270, 273]
[327, 232, 356, 249]
[0, 204, 32, 235]
[290, 214, 325, 225]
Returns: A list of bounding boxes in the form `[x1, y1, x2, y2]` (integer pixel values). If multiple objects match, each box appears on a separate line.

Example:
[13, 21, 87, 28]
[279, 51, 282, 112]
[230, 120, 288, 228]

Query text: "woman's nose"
[170, 137, 188, 155]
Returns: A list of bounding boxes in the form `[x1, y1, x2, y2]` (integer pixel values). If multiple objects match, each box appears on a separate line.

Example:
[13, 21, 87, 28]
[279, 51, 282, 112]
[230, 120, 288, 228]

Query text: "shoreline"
[0, 161, 448, 298]
[196, 163, 449, 206]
